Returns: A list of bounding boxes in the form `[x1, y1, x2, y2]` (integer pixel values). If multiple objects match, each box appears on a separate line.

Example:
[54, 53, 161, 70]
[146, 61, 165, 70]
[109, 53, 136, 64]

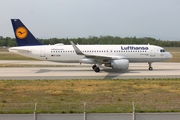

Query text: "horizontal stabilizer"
[8, 48, 31, 53]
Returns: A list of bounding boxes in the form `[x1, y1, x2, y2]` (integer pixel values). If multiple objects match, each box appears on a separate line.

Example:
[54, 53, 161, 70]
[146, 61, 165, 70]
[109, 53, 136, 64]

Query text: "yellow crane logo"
[16, 27, 28, 39]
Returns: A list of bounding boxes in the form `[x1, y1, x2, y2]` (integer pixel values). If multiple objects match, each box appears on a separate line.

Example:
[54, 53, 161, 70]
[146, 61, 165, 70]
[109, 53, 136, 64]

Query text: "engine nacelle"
[79, 58, 96, 64]
[105, 59, 129, 70]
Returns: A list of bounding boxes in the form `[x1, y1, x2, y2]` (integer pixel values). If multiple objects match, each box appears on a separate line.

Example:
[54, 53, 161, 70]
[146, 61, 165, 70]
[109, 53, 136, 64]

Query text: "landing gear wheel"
[149, 67, 153, 71]
[148, 62, 153, 71]
[94, 67, 100, 72]
[92, 65, 97, 70]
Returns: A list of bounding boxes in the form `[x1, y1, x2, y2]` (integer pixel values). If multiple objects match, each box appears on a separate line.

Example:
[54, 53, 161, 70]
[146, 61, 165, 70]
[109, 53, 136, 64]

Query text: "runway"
[0, 60, 180, 80]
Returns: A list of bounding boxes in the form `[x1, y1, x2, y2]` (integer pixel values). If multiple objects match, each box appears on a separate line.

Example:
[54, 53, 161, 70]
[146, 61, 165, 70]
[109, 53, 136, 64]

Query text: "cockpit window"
[160, 49, 166, 52]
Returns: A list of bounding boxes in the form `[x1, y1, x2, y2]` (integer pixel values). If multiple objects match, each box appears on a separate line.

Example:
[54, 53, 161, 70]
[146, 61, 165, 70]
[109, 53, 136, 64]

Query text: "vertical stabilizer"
[11, 19, 42, 46]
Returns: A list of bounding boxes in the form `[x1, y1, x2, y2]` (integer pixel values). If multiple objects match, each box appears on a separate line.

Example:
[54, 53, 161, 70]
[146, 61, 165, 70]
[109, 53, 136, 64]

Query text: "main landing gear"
[92, 64, 100, 72]
[148, 62, 153, 71]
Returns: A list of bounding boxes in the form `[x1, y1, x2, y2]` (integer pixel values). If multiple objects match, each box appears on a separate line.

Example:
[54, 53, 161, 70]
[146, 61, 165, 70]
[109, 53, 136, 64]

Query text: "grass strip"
[1, 79, 180, 113]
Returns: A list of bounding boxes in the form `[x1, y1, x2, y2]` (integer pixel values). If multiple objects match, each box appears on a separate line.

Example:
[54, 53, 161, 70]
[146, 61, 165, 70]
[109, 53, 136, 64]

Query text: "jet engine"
[105, 59, 129, 70]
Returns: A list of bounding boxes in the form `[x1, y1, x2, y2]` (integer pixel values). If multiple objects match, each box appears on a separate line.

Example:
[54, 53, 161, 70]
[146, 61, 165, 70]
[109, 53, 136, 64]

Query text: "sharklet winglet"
[70, 41, 84, 55]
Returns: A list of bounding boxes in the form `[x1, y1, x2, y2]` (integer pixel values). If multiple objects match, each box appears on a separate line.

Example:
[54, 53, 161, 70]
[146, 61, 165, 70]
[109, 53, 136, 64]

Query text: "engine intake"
[105, 59, 129, 70]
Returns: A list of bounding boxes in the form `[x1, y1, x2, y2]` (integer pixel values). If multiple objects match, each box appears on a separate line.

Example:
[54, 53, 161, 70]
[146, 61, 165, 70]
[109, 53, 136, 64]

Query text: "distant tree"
[0, 36, 180, 47]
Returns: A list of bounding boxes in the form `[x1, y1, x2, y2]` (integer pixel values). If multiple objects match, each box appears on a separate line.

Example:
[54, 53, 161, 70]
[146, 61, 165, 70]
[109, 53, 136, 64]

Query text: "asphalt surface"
[0, 60, 179, 80]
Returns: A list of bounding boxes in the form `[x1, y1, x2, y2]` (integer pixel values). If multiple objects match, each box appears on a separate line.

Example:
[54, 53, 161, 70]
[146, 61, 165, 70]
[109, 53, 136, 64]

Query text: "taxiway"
[0, 60, 179, 80]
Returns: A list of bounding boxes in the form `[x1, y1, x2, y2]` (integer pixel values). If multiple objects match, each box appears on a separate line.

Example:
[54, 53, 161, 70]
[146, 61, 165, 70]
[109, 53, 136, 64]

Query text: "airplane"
[9, 19, 172, 72]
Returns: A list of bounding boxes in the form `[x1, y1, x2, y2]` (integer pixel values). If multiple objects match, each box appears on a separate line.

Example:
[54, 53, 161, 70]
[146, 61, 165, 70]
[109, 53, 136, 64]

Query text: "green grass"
[1, 79, 180, 113]
[164, 47, 180, 52]
[0, 48, 8, 52]
[167, 52, 180, 62]
[0, 52, 37, 60]
[164, 47, 180, 62]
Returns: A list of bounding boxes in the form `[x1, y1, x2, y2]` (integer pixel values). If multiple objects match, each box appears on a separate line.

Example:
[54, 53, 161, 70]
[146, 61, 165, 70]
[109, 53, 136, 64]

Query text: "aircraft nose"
[168, 52, 173, 59]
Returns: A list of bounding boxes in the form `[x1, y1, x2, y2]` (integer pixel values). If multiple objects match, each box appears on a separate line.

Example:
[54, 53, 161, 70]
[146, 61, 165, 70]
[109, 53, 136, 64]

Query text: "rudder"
[11, 19, 42, 46]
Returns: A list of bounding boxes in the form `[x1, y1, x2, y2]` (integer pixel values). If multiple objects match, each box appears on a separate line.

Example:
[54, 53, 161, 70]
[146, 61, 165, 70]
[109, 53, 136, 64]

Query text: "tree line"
[0, 36, 180, 47]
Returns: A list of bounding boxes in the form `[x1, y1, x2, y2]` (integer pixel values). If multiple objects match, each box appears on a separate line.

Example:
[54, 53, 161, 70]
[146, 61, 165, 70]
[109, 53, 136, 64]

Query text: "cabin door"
[150, 47, 155, 57]
[40, 47, 45, 57]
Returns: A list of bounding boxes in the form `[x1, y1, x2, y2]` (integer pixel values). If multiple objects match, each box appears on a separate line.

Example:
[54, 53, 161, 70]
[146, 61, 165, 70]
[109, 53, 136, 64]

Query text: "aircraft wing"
[70, 41, 126, 63]
[85, 54, 126, 60]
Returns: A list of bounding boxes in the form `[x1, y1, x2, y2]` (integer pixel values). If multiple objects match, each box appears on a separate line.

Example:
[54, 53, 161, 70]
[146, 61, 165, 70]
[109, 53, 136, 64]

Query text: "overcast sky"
[1, 0, 180, 40]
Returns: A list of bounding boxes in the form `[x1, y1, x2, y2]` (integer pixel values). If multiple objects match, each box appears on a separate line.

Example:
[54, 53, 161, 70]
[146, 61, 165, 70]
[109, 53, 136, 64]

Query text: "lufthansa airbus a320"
[9, 19, 172, 72]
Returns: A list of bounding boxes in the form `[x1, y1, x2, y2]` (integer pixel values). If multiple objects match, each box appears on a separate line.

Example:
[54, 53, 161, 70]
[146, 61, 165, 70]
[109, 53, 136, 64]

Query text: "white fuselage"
[9, 44, 172, 63]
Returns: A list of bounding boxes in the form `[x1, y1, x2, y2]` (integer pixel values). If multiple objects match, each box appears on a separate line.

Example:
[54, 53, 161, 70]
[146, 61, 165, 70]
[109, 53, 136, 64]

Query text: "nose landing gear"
[148, 62, 153, 71]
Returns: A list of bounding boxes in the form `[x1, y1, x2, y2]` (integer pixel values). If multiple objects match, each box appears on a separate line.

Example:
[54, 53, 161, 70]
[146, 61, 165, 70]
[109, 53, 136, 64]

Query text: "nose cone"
[167, 52, 173, 60]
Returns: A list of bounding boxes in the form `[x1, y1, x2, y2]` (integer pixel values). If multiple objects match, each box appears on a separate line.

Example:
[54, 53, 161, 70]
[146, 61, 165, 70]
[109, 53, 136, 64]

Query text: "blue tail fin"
[11, 19, 42, 46]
